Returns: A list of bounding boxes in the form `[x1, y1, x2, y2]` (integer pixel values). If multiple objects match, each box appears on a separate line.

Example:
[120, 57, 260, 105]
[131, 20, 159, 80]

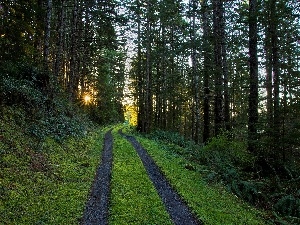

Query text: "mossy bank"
[0, 107, 105, 224]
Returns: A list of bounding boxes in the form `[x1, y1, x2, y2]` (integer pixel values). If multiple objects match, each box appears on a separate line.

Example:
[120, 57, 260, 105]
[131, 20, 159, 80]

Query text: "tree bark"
[44, 0, 52, 70]
[248, 0, 259, 152]
[69, 0, 79, 101]
[270, 0, 280, 151]
[213, 0, 224, 135]
[144, 0, 153, 133]
[221, 4, 230, 131]
[136, 0, 145, 132]
[190, 0, 200, 143]
[201, 0, 210, 143]
[54, 0, 65, 81]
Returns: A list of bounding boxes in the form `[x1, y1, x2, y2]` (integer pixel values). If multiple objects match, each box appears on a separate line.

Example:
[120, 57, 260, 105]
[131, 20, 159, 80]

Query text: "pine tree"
[248, 0, 259, 152]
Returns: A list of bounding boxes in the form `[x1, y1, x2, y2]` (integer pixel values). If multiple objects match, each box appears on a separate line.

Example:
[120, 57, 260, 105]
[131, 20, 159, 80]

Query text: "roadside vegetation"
[0, 78, 106, 225]
[120, 126, 268, 225]
[143, 129, 300, 225]
[0, 107, 105, 224]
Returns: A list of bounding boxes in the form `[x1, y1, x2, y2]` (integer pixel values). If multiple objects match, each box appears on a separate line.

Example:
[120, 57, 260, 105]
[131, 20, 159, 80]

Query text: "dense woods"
[1, 0, 126, 125]
[1, 0, 300, 224]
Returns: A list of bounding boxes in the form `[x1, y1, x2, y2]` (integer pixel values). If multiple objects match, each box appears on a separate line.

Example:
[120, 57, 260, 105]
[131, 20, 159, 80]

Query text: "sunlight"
[84, 94, 91, 105]
[124, 104, 138, 126]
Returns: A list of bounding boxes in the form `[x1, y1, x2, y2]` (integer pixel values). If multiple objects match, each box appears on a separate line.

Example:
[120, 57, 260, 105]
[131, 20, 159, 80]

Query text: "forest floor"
[0, 115, 270, 224]
[81, 126, 269, 225]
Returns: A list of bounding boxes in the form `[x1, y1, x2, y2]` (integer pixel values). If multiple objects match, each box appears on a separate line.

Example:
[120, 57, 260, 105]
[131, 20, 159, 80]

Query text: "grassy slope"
[137, 136, 269, 225]
[109, 129, 172, 225]
[0, 114, 105, 224]
[119, 127, 270, 225]
[1, 118, 271, 225]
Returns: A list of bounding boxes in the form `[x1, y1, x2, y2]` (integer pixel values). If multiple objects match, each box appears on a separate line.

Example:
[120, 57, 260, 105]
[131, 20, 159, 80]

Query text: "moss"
[109, 129, 172, 225]
[136, 136, 270, 225]
[0, 115, 105, 224]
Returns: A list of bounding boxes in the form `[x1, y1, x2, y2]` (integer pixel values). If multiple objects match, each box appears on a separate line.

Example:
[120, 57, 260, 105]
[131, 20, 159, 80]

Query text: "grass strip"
[136, 135, 269, 225]
[109, 129, 172, 225]
[0, 124, 105, 224]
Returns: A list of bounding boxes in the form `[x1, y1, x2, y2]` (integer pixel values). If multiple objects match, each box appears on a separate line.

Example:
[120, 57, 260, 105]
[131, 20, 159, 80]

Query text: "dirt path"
[82, 130, 113, 225]
[82, 128, 202, 225]
[120, 130, 203, 225]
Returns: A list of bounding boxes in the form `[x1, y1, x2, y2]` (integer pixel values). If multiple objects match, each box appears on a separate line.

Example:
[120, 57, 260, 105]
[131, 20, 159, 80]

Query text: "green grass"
[0, 114, 105, 225]
[109, 129, 172, 225]
[134, 135, 270, 225]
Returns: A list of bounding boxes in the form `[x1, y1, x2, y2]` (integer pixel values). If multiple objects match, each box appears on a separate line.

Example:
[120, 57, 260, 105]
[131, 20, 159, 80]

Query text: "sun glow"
[84, 94, 91, 104]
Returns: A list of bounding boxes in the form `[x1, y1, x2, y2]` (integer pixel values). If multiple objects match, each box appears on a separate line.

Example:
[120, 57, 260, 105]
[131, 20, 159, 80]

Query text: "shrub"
[0, 60, 47, 108]
[274, 195, 300, 218]
[199, 131, 254, 169]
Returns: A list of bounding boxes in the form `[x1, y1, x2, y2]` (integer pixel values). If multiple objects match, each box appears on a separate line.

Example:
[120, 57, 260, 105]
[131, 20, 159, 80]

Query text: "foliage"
[0, 113, 104, 224]
[151, 129, 190, 148]
[0, 60, 94, 141]
[124, 104, 138, 126]
[274, 195, 300, 218]
[150, 129, 254, 171]
[135, 133, 269, 225]
[148, 127, 300, 223]
[199, 131, 254, 168]
[0, 60, 46, 108]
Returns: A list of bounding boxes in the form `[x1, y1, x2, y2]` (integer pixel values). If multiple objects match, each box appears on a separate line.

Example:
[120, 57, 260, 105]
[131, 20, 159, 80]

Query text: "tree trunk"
[190, 0, 200, 143]
[136, 0, 144, 132]
[69, 0, 79, 101]
[54, 0, 65, 82]
[270, 0, 280, 152]
[44, 0, 52, 70]
[221, 4, 230, 131]
[213, 0, 224, 135]
[201, 0, 210, 143]
[145, 0, 153, 133]
[265, 28, 273, 137]
[248, 0, 259, 152]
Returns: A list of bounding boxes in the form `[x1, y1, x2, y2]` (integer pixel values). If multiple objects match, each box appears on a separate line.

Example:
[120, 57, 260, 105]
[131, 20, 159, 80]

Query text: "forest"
[0, 0, 300, 224]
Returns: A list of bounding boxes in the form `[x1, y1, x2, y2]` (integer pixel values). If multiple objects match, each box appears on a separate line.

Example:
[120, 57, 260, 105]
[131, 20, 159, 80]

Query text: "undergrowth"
[0, 106, 104, 224]
[147, 129, 300, 225]
[134, 134, 268, 225]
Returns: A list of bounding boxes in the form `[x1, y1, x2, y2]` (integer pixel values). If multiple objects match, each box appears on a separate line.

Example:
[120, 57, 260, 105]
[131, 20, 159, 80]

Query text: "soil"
[82, 129, 113, 225]
[82, 129, 202, 225]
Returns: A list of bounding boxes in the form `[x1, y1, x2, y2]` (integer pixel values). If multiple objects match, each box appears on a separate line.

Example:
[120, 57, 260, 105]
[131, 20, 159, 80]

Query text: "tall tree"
[144, 0, 153, 133]
[270, 0, 281, 151]
[201, 0, 211, 143]
[248, 0, 259, 152]
[213, 0, 224, 135]
[221, 1, 230, 131]
[54, 0, 66, 81]
[68, 0, 80, 101]
[44, 0, 52, 71]
[189, 0, 200, 143]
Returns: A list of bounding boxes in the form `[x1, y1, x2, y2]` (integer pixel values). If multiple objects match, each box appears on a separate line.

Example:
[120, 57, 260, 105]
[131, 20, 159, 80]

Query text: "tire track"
[82, 129, 113, 225]
[120, 130, 203, 225]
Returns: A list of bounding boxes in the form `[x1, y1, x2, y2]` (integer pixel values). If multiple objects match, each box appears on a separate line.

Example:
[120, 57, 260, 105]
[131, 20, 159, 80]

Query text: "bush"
[0, 60, 94, 141]
[199, 131, 254, 168]
[0, 60, 47, 108]
[151, 129, 189, 147]
[274, 195, 300, 218]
